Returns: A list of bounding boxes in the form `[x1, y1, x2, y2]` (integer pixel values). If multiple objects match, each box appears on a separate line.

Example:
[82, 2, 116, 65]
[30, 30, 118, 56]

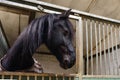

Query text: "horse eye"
[63, 30, 69, 36]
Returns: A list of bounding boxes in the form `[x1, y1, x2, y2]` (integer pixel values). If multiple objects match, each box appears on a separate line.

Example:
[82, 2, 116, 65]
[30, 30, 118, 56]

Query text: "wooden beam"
[0, 72, 78, 77]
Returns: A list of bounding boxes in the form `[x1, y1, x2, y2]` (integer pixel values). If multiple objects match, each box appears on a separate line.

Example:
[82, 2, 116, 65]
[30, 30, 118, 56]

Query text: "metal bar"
[1, 0, 120, 24]
[69, 77, 71, 80]
[49, 76, 51, 80]
[111, 25, 116, 75]
[95, 21, 98, 75]
[103, 23, 107, 75]
[111, 26, 115, 75]
[119, 27, 120, 74]
[56, 76, 58, 80]
[27, 76, 29, 80]
[19, 75, 21, 80]
[35, 76, 37, 80]
[82, 75, 120, 78]
[85, 19, 89, 75]
[21, 0, 120, 24]
[10, 75, 13, 80]
[119, 27, 120, 43]
[42, 76, 44, 80]
[78, 18, 83, 79]
[114, 27, 119, 75]
[98, 22, 102, 75]
[76, 19, 82, 74]
[90, 20, 93, 75]
[107, 24, 111, 74]
[2, 75, 4, 79]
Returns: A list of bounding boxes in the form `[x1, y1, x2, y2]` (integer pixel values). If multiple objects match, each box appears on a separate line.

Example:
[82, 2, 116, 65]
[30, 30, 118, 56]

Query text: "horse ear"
[60, 9, 72, 19]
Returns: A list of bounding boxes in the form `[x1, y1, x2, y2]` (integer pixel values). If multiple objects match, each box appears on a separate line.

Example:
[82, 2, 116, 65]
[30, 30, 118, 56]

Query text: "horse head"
[45, 9, 76, 69]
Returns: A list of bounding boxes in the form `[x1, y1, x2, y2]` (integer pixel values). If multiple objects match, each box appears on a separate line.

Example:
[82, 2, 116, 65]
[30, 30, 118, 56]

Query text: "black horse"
[0, 9, 76, 73]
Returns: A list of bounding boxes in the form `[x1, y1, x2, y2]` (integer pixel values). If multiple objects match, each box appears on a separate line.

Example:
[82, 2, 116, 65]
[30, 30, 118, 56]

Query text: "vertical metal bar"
[19, 75, 21, 80]
[110, 25, 115, 75]
[78, 18, 83, 79]
[85, 19, 89, 75]
[56, 75, 58, 80]
[103, 23, 107, 75]
[42, 76, 44, 80]
[35, 76, 37, 80]
[114, 26, 119, 75]
[69, 77, 71, 80]
[75, 17, 83, 78]
[63, 76, 65, 80]
[10, 75, 13, 80]
[90, 20, 93, 75]
[119, 27, 120, 74]
[2, 75, 4, 79]
[49, 76, 51, 80]
[112, 25, 117, 75]
[107, 24, 111, 75]
[98, 22, 102, 75]
[95, 21, 98, 75]
[119, 27, 120, 43]
[27, 76, 29, 80]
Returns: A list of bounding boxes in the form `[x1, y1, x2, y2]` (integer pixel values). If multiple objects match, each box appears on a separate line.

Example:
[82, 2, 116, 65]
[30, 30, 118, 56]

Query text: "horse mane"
[21, 14, 57, 55]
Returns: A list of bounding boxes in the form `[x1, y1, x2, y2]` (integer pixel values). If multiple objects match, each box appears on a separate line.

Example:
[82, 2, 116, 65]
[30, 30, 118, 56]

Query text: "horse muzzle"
[60, 55, 76, 69]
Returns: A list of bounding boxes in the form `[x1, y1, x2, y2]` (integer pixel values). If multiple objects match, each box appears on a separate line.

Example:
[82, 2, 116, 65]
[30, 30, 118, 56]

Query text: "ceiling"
[39, 0, 120, 20]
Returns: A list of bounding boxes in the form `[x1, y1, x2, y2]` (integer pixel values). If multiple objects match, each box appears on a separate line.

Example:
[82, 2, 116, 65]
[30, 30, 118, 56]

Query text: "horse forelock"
[23, 14, 57, 52]
[66, 20, 74, 40]
[46, 14, 74, 40]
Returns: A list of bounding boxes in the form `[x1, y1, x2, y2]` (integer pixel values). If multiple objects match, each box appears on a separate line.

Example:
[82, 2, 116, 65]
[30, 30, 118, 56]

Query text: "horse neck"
[6, 14, 54, 56]
[42, 14, 55, 43]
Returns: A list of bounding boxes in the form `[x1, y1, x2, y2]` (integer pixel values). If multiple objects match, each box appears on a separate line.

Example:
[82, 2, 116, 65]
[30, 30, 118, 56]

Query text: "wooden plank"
[0, 5, 30, 15]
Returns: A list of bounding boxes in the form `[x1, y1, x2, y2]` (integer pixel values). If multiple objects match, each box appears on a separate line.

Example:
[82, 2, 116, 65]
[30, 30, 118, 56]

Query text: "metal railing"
[82, 17, 120, 75]
[0, 72, 78, 80]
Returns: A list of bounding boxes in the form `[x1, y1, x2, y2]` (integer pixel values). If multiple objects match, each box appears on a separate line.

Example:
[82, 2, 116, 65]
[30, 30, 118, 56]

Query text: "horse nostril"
[64, 59, 70, 65]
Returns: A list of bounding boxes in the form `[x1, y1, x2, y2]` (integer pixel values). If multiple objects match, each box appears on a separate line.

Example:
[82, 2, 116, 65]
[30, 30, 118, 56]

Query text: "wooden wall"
[0, 10, 29, 46]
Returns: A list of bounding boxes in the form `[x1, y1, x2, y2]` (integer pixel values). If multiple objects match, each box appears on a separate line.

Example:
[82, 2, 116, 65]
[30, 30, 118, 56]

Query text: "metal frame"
[8, 0, 120, 23]
[1, 0, 120, 23]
